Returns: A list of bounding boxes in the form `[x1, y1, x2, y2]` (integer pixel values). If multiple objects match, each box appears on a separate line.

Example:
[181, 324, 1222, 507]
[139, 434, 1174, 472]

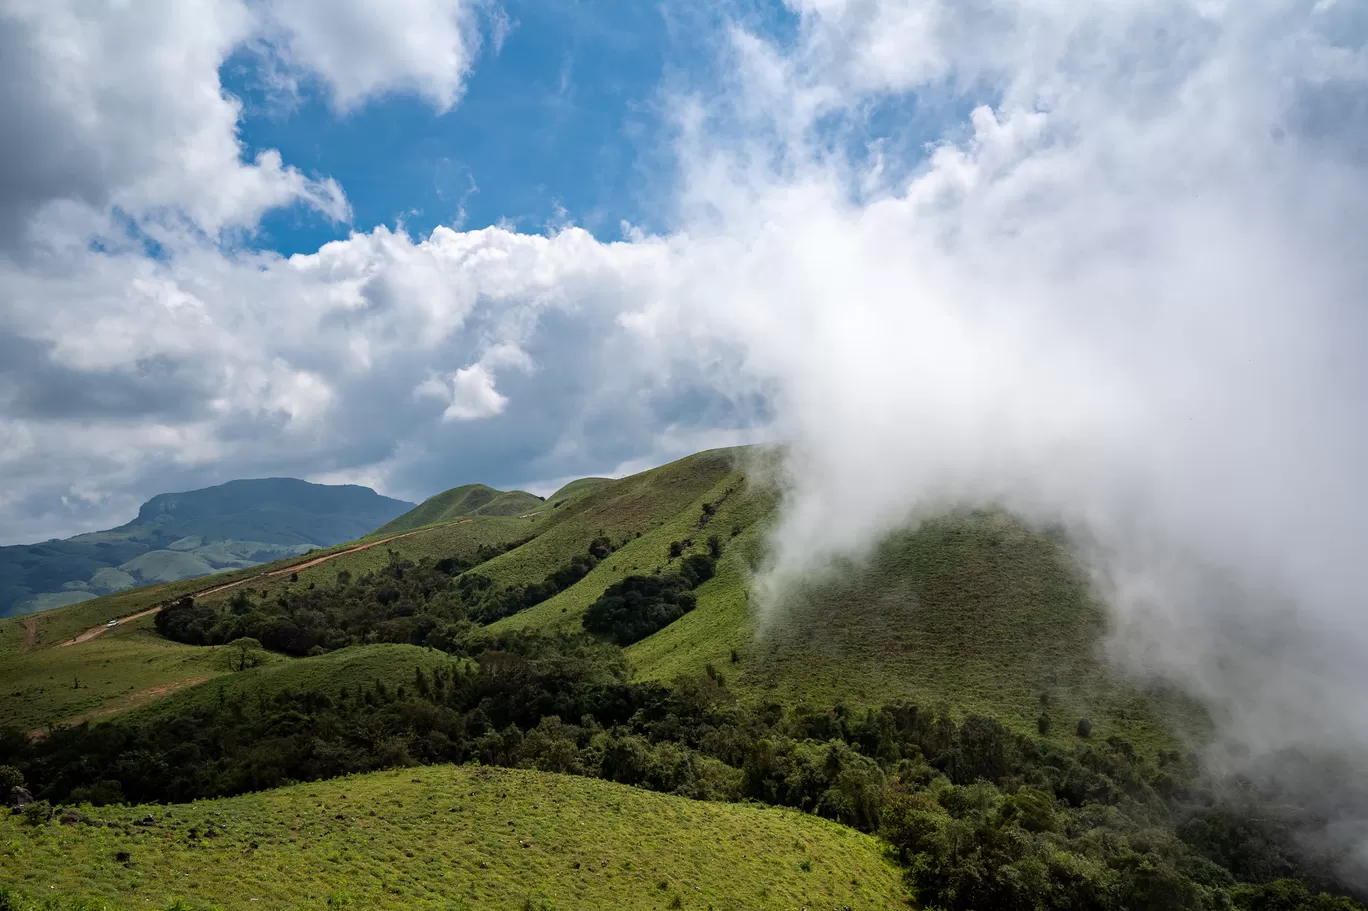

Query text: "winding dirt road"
[58, 521, 471, 648]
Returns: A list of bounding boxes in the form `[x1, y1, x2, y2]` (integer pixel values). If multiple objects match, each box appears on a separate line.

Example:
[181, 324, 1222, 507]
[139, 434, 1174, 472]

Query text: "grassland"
[545, 477, 614, 505]
[372, 485, 545, 535]
[486, 460, 1190, 750]
[0, 766, 907, 911]
[197, 516, 535, 609]
[0, 623, 239, 731]
[5, 444, 1197, 752]
[119, 644, 464, 725]
[477, 448, 744, 595]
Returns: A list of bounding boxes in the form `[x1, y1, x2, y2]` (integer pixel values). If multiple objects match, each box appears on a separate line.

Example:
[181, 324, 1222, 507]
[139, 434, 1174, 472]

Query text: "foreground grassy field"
[0, 766, 907, 911]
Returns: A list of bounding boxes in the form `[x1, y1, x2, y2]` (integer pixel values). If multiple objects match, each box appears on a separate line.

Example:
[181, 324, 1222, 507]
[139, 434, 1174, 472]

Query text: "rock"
[7, 786, 33, 810]
[133, 814, 156, 826]
[58, 810, 98, 826]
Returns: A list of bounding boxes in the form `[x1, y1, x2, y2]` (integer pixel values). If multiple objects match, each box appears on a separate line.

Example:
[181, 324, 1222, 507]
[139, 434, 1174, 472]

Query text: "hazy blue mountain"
[0, 479, 413, 619]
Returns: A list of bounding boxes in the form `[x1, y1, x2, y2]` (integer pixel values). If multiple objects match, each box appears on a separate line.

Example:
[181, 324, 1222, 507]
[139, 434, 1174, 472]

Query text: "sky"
[6, 0, 1368, 868]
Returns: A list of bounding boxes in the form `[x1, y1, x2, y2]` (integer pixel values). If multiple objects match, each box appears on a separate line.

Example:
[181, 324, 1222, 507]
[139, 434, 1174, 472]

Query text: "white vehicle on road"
[107, 619, 118, 628]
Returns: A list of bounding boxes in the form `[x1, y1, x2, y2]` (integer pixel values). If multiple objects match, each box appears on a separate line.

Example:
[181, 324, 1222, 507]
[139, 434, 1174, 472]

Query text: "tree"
[0, 765, 22, 795]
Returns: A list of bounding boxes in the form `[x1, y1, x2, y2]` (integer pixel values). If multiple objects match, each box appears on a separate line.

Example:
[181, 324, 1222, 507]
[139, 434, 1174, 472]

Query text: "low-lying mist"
[636, 0, 1368, 886]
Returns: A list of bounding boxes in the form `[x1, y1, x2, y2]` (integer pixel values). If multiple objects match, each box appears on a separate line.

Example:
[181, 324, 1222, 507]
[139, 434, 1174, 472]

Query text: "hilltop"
[0, 479, 413, 620]
[373, 483, 546, 535]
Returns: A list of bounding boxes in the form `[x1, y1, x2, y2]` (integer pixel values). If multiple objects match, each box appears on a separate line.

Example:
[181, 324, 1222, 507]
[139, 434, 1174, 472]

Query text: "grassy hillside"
[475, 448, 744, 594]
[6, 444, 1194, 750]
[121, 644, 465, 725]
[0, 624, 239, 731]
[197, 515, 536, 609]
[0, 517, 536, 727]
[547, 477, 614, 505]
[474, 454, 1188, 749]
[0, 766, 906, 911]
[374, 484, 545, 535]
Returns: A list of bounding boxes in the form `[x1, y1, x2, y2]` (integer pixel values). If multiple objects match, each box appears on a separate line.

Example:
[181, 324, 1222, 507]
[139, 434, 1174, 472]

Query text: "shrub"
[679, 553, 716, 588]
[1077, 718, 1093, 739]
[21, 800, 51, 826]
[582, 575, 697, 645]
[1037, 713, 1051, 736]
[0, 764, 22, 793]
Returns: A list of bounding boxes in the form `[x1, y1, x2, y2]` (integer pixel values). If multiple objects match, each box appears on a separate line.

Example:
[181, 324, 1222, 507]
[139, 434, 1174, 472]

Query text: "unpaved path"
[59, 521, 473, 648]
[60, 605, 165, 647]
[28, 676, 213, 737]
[21, 618, 36, 652]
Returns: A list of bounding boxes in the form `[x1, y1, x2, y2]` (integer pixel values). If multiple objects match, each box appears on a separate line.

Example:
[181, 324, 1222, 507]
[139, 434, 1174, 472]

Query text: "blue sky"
[227, 0, 801, 256]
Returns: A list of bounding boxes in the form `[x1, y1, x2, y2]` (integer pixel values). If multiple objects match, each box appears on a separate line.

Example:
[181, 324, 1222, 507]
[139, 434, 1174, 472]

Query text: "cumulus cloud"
[0, 0, 344, 249]
[257, 0, 487, 112]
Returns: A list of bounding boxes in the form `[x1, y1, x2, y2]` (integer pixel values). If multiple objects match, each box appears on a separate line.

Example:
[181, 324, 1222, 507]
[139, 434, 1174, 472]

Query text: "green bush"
[0, 764, 22, 793]
[21, 800, 51, 826]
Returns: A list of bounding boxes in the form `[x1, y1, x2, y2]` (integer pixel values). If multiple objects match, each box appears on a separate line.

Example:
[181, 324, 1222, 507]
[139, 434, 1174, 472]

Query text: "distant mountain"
[0, 479, 413, 619]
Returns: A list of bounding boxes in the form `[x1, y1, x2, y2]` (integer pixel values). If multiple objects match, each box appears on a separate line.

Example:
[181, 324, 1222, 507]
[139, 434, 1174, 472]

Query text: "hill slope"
[0, 766, 906, 911]
[0, 479, 413, 619]
[374, 484, 545, 535]
[5, 445, 1191, 748]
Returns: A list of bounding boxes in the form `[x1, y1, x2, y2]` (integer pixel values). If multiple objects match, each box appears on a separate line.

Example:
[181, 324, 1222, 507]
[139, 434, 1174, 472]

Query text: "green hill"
[3, 446, 1186, 747]
[547, 476, 615, 505]
[0, 766, 906, 911]
[0, 627, 244, 732]
[0, 479, 414, 620]
[374, 484, 545, 535]
[120, 643, 466, 725]
[4, 446, 1357, 911]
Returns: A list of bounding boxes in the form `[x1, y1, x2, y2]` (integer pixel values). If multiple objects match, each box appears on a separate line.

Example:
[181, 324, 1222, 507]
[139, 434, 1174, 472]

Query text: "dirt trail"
[60, 605, 165, 647]
[59, 521, 473, 648]
[21, 618, 36, 652]
[28, 676, 213, 737]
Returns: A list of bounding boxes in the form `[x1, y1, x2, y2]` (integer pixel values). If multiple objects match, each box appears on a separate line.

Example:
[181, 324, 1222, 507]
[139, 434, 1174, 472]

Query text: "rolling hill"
[1, 445, 1356, 911]
[0, 479, 413, 620]
[0, 766, 906, 911]
[0, 446, 1181, 745]
[372, 483, 546, 535]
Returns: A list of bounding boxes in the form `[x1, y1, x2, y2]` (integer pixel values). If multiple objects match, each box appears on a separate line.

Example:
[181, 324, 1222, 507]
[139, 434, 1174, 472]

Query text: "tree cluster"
[154, 537, 619, 655]
[3, 627, 1362, 911]
[581, 553, 714, 645]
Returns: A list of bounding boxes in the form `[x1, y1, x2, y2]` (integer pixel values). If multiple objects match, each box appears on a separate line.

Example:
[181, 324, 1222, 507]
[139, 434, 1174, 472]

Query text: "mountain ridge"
[0, 478, 414, 619]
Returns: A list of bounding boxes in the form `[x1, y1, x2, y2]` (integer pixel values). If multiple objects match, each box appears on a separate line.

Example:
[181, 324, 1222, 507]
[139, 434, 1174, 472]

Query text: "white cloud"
[444, 363, 507, 420]
[257, 0, 485, 112]
[0, 0, 348, 248]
